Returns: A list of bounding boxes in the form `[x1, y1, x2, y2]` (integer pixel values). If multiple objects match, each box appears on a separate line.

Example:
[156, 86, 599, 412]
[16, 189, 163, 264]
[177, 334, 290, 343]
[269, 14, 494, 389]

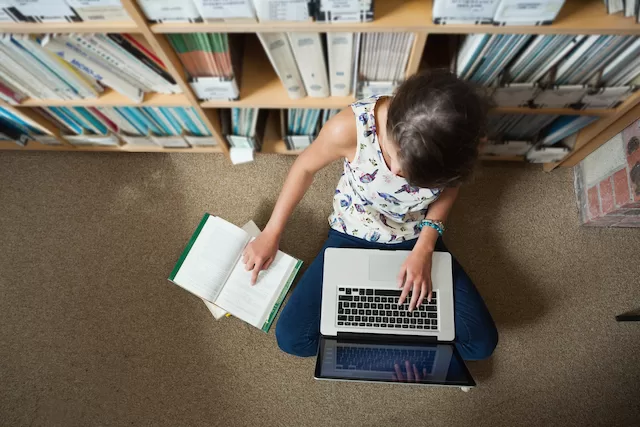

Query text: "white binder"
[257, 32, 307, 99]
[287, 32, 330, 98]
[327, 32, 354, 96]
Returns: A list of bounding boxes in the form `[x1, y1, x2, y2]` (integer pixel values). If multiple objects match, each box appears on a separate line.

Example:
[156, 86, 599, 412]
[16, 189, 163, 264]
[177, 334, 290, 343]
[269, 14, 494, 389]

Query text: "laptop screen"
[315, 337, 475, 387]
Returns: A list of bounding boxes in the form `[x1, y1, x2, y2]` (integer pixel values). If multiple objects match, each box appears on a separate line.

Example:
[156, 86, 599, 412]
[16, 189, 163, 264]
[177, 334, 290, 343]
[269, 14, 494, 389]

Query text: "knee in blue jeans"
[275, 317, 318, 357]
[466, 323, 499, 361]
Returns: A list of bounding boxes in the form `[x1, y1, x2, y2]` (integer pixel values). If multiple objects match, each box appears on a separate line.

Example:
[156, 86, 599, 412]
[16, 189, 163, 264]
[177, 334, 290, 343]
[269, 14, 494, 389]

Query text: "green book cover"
[169, 213, 211, 281]
[261, 259, 303, 333]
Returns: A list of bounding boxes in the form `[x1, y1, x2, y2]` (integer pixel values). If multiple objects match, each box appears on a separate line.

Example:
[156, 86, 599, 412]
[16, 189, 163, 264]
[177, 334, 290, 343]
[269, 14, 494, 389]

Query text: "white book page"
[214, 246, 296, 328]
[172, 216, 249, 303]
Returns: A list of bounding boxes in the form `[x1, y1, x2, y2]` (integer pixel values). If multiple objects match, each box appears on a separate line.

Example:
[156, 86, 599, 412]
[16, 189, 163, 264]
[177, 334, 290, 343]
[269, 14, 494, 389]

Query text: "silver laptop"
[315, 248, 475, 388]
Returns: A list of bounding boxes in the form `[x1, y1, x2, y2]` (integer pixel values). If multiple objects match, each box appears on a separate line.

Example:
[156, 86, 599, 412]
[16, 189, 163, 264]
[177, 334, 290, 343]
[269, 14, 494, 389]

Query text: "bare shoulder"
[315, 108, 357, 159]
[294, 107, 357, 173]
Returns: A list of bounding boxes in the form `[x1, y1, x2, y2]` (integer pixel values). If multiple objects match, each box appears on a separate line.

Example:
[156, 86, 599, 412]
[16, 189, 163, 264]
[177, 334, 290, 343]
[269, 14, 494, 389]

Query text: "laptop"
[315, 248, 475, 388]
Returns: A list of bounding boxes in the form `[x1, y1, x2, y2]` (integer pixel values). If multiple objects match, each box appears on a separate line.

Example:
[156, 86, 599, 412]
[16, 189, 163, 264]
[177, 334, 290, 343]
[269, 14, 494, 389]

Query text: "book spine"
[42, 35, 143, 102]
[0, 48, 55, 99]
[68, 33, 155, 92]
[0, 35, 63, 99]
[17, 35, 99, 99]
[261, 259, 303, 332]
[107, 34, 178, 86]
[169, 213, 211, 281]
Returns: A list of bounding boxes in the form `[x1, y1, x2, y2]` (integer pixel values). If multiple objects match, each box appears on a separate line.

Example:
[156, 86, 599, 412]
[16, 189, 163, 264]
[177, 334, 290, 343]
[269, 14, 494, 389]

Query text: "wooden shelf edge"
[0, 21, 139, 33]
[0, 140, 223, 153]
[18, 91, 190, 107]
[151, 0, 640, 35]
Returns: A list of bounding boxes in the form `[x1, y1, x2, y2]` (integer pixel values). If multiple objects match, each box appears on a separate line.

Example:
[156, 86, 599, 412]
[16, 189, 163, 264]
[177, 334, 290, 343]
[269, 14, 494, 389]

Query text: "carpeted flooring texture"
[1, 151, 639, 427]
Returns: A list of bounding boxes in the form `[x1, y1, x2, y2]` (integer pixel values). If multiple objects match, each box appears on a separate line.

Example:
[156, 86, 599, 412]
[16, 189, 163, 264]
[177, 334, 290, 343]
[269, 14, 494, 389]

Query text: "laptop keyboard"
[336, 288, 438, 330]
[336, 346, 436, 373]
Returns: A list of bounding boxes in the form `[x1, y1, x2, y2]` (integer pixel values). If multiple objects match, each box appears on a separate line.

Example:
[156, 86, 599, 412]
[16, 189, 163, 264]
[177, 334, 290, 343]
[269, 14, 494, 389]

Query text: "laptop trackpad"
[369, 252, 405, 282]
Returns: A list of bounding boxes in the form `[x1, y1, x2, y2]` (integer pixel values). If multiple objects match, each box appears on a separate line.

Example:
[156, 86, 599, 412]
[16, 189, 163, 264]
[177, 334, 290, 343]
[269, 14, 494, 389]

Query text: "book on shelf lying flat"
[493, 0, 566, 26]
[138, 0, 203, 23]
[169, 214, 302, 332]
[315, 0, 374, 23]
[432, 0, 500, 24]
[65, 0, 131, 22]
[5, 0, 82, 22]
[253, 0, 312, 22]
[526, 145, 570, 163]
[194, 0, 257, 22]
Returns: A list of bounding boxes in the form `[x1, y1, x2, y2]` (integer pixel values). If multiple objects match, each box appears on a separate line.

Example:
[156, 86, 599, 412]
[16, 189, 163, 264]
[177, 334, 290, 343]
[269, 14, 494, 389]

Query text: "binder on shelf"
[315, 0, 374, 23]
[138, 0, 203, 23]
[432, 0, 500, 24]
[65, 132, 122, 147]
[64, 0, 132, 22]
[120, 132, 160, 148]
[533, 85, 587, 108]
[185, 135, 219, 147]
[606, 0, 624, 15]
[327, 32, 355, 97]
[481, 140, 533, 156]
[492, 82, 539, 107]
[220, 108, 268, 151]
[6, 0, 82, 22]
[493, 0, 566, 26]
[581, 86, 637, 109]
[525, 145, 570, 163]
[152, 134, 190, 148]
[253, 0, 312, 22]
[257, 32, 306, 99]
[34, 135, 63, 145]
[624, 0, 637, 17]
[194, 0, 257, 22]
[287, 32, 329, 98]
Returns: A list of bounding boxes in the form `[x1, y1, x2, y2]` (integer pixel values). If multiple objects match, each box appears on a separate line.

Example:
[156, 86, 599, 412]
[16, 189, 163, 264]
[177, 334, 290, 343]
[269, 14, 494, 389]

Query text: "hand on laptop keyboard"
[397, 248, 433, 311]
[392, 360, 428, 383]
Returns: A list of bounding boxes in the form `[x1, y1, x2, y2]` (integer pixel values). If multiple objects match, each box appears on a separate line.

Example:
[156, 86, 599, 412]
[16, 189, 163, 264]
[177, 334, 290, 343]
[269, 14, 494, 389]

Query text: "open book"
[169, 214, 302, 332]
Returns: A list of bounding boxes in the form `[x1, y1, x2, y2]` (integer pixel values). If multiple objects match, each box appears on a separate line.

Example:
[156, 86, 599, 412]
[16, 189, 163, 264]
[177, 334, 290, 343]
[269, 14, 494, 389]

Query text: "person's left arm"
[397, 187, 459, 310]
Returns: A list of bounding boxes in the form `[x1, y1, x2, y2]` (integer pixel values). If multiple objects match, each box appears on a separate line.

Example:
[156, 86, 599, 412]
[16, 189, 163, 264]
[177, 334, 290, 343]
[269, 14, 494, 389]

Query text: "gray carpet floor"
[1, 151, 639, 427]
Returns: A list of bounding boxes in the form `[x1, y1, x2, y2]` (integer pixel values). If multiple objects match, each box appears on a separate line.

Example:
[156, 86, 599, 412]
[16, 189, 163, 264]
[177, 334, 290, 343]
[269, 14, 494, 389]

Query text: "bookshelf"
[0, 0, 638, 166]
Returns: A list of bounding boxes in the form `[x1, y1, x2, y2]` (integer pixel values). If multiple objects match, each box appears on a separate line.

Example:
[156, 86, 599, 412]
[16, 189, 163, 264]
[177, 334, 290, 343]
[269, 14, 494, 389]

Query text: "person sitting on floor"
[242, 69, 498, 362]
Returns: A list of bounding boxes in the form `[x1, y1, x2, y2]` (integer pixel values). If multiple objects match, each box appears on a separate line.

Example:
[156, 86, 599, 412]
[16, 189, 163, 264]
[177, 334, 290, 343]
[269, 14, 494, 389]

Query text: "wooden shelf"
[0, 21, 139, 34]
[0, 140, 223, 153]
[201, 36, 355, 109]
[152, 0, 640, 35]
[260, 110, 303, 155]
[18, 89, 190, 108]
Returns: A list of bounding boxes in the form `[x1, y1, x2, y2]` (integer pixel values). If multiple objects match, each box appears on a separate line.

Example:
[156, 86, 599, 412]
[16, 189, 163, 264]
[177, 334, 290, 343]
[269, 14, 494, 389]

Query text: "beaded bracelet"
[419, 219, 445, 236]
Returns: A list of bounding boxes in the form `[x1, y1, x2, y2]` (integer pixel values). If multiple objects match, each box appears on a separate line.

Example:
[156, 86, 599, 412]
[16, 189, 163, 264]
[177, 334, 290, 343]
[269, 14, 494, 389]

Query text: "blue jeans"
[275, 229, 498, 361]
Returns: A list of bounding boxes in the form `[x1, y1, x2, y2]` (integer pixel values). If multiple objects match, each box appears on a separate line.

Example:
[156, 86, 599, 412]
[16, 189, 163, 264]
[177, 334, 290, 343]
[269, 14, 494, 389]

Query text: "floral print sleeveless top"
[328, 95, 442, 243]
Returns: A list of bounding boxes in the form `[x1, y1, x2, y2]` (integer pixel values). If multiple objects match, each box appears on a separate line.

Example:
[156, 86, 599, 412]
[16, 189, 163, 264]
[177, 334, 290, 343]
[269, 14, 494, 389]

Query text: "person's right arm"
[242, 109, 357, 284]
